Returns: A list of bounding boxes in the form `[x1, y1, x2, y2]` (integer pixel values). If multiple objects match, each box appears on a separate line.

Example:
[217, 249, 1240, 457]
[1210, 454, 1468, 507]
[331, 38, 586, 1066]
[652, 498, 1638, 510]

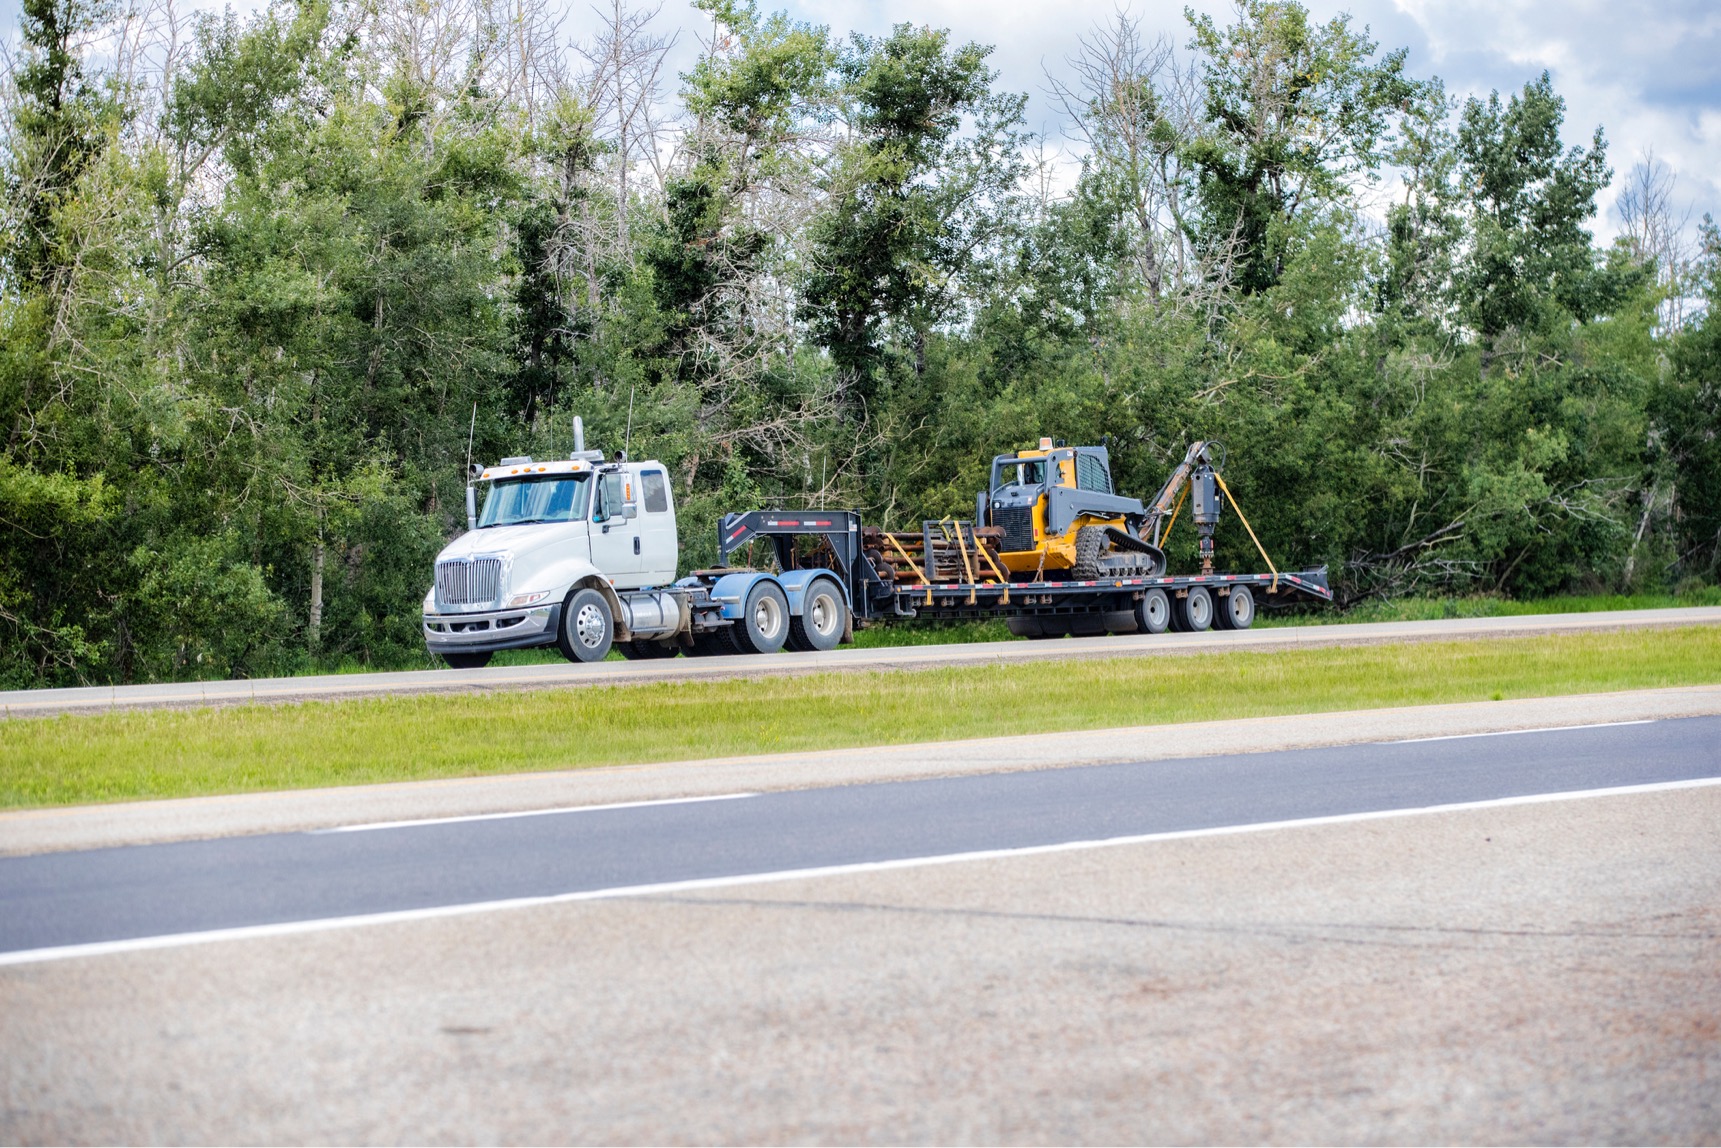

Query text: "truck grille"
[436, 557, 502, 606]
[994, 505, 1035, 552]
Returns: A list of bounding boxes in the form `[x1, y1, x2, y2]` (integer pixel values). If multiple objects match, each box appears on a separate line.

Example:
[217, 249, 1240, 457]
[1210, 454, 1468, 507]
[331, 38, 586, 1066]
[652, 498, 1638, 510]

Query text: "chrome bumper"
[423, 604, 558, 652]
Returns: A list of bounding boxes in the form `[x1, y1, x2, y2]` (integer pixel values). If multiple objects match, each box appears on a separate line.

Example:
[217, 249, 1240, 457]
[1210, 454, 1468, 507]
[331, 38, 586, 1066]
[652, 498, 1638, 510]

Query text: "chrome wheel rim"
[753, 593, 784, 638]
[575, 602, 607, 647]
[811, 593, 837, 636]
[1145, 594, 1167, 627]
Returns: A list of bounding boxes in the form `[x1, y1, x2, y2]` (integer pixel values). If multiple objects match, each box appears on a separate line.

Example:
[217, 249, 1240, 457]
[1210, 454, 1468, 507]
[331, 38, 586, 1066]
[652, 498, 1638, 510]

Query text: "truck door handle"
[633, 537, 641, 555]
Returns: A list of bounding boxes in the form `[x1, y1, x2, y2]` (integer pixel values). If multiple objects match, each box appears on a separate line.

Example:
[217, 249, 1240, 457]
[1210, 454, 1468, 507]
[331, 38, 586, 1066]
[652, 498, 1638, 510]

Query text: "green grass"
[4, 626, 1718, 809]
[1256, 587, 1721, 627]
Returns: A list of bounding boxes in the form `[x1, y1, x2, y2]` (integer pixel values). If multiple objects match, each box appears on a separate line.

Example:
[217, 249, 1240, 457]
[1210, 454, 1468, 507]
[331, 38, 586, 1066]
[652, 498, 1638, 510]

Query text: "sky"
[4, 0, 1718, 239]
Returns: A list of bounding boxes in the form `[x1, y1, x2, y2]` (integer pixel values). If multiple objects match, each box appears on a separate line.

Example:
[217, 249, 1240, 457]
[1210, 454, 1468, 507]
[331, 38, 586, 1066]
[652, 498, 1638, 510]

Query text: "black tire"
[440, 651, 493, 669]
[1135, 588, 1171, 635]
[730, 581, 789, 654]
[1215, 585, 1255, 630]
[617, 639, 679, 660]
[683, 632, 732, 657]
[556, 587, 614, 662]
[1174, 586, 1214, 632]
[787, 579, 846, 652]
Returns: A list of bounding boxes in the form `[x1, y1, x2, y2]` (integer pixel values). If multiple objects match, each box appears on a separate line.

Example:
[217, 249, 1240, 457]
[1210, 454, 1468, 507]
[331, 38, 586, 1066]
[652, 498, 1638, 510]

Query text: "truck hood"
[436, 522, 585, 562]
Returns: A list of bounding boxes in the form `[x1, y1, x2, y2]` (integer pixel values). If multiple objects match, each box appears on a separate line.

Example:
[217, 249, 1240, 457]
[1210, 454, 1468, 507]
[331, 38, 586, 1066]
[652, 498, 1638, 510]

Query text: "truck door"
[589, 469, 644, 584]
[634, 466, 678, 584]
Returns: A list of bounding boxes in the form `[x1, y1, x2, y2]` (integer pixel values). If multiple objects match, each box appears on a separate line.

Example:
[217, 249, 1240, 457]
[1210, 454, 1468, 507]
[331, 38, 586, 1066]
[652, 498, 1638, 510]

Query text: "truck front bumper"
[423, 604, 560, 654]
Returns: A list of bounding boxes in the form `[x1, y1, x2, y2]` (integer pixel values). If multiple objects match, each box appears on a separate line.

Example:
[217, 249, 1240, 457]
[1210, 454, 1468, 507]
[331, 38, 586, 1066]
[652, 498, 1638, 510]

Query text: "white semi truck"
[422, 419, 853, 667]
[423, 420, 1334, 667]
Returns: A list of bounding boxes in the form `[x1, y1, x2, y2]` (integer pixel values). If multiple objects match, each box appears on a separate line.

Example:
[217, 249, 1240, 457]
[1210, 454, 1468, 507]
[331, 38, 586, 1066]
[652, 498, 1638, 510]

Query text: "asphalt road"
[4, 605, 1718, 717]
[5, 714, 1717, 962]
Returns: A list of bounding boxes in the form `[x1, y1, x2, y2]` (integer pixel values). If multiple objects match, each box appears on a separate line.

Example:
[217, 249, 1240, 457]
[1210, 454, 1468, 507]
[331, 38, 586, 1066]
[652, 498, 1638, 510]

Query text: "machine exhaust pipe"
[465, 484, 477, 532]
[573, 415, 585, 456]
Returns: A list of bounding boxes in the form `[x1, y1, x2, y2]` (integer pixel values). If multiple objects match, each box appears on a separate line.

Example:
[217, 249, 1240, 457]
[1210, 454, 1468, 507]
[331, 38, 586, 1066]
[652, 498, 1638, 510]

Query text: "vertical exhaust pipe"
[573, 415, 585, 456]
[466, 483, 477, 532]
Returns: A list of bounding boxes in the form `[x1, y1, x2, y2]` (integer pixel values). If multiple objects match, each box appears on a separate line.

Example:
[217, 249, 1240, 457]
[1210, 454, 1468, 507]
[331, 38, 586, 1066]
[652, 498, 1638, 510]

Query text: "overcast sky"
[4, 0, 1717, 238]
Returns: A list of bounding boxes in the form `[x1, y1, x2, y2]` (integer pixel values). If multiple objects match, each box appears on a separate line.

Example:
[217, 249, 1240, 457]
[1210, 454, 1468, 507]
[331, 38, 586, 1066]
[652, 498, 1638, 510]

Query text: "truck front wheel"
[557, 588, 614, 663]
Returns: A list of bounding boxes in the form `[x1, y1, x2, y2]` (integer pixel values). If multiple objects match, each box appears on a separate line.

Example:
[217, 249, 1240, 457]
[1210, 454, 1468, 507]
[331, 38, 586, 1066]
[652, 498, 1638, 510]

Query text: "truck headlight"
[507, 590, 553, 608]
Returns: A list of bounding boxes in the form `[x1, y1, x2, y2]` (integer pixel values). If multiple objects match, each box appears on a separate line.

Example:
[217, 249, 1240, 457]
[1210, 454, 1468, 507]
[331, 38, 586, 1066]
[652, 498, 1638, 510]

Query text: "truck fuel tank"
[616, 589, 685, 640]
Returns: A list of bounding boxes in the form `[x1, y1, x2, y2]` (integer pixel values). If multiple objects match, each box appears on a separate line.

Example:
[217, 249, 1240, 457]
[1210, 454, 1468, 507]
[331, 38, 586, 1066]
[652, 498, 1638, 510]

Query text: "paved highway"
[5, 713, 1718, 1142]
[3, 605, 1718, 716]
[5, 714, 1716, 962]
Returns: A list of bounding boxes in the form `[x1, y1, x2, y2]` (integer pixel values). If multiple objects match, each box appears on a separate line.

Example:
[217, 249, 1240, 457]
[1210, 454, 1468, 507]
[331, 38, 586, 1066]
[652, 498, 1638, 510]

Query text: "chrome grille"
[994, 505, 1035, 552]
[436, 557, 502, 606]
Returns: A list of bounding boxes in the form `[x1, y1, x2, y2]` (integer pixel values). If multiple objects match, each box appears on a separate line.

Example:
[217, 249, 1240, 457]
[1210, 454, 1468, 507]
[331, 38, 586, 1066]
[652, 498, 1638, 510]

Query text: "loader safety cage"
[715, 509, 1332, 626]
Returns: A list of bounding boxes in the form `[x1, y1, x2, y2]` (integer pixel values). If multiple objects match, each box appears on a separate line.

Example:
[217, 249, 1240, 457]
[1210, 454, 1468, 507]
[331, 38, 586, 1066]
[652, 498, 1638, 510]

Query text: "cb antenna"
[624, 385, 636, 457]
[465, 402, 477, 474]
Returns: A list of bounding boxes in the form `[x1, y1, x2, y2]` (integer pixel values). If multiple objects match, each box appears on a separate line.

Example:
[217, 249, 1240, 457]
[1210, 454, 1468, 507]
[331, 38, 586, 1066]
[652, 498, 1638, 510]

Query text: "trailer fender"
[706, 571, 784, 621]
[776, 568, 851, 614]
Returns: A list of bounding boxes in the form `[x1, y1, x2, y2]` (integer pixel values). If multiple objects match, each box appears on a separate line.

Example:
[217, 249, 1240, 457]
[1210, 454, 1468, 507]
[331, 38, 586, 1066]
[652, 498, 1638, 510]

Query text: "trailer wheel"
[731, 581, 789, 654]
[1175, 586, 1214, 632]
[1135, 589, 1171, 635]
[557, 587, 614, 663]
[1215, 585, 1255, 630]
[440, 652, 492, 669]
[788, 579, 846, 652]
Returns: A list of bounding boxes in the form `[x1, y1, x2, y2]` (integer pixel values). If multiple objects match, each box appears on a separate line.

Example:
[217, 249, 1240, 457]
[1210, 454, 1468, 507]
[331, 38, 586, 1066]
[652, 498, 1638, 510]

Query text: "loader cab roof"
[991, 443, 1114, 494]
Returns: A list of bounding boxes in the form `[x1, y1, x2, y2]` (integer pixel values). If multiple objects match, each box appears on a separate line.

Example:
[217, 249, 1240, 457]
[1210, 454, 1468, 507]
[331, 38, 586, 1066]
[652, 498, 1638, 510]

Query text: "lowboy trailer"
[713, 509, 1332, 641]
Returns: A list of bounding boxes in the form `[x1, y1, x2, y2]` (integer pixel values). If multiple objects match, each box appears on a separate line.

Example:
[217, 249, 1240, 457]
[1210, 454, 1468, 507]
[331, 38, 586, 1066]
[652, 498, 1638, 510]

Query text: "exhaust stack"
[573, 415, 585, 455]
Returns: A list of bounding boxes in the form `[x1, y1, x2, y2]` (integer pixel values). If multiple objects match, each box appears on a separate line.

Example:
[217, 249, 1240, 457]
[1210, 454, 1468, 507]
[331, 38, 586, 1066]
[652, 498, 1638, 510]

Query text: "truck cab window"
[593, 472, 630, 522]
[641, 470, 669, 513]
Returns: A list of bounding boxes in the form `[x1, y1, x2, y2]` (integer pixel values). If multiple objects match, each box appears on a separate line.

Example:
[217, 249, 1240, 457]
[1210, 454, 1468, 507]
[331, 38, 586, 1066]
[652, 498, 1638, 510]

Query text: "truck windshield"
[478, 475, 590, 527]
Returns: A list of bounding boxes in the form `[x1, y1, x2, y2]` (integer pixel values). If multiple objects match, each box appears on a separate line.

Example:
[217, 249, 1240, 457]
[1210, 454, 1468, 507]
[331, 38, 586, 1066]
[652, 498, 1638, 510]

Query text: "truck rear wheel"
[557, 588, 614, 663]
[1135, 589, 1171, 634]
[1215, 585, 1255, 630]
[1174, 586, 1214, 632]
[788, 579, 845, 652]
[730, 581, 789, 654]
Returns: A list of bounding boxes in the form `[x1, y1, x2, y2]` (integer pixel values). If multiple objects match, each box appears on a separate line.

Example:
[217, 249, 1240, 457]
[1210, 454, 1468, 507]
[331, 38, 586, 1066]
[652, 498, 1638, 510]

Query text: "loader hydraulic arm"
[1144, 440, 1224, 573]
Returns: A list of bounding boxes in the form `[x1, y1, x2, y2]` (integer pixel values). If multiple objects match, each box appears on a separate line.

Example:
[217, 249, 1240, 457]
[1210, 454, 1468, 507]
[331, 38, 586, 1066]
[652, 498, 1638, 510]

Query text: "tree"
[797, 23, 1020, 393]
[1181, 0, 1426, 295]
[1452, 73, 1613, 351]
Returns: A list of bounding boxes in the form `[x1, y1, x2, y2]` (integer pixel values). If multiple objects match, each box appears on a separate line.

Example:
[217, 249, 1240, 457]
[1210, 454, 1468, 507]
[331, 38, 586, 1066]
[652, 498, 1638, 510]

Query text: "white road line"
[1391, 719, 1656, 744]
[308, 792, 759, 834]
[4, 774, 1718, 968]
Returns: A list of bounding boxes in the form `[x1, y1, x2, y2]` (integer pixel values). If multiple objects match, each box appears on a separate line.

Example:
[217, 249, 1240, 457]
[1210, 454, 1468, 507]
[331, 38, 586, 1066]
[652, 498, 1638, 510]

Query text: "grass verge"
[3, 626, 1718, 809]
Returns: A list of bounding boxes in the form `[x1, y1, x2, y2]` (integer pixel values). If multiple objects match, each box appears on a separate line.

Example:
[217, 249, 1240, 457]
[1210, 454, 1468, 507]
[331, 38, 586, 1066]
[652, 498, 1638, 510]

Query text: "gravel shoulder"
[5, 785, 1715, 1143]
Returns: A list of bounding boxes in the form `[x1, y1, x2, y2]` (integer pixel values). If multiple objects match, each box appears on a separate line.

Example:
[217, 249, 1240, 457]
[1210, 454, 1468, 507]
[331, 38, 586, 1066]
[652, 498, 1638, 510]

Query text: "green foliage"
[0, 0, 1714, 688]
[1453, 74, 1618, 342]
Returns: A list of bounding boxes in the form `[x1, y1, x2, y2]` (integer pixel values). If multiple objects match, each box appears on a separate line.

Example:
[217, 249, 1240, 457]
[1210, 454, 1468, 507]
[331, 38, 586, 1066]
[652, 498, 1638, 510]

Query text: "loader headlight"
[507, 590, 553, 608]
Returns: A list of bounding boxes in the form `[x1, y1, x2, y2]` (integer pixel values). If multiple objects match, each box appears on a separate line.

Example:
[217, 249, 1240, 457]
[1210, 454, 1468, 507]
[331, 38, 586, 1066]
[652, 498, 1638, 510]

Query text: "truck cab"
[422, 452, 682, 667]
[423, 418, 855, 668]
